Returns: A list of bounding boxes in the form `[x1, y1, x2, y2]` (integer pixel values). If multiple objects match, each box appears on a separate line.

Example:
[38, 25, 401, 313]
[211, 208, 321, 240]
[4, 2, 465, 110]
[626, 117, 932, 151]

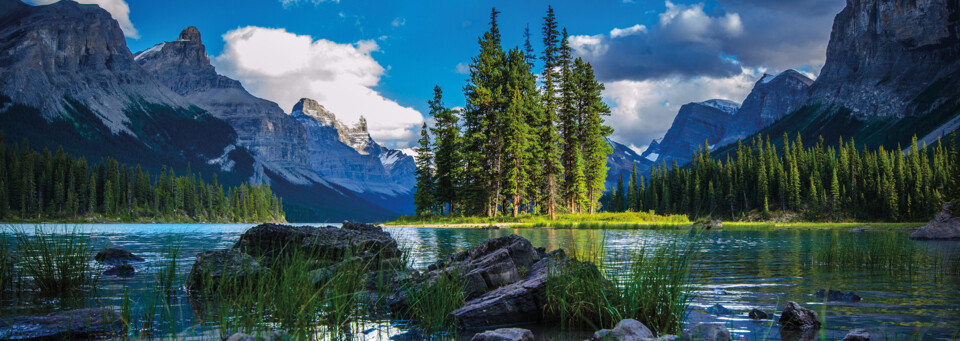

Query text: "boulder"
[470, 328, 534, 341]
[681, 324, 732, 341]
[424, 234, 541, 300]
[611, 319, 654, 340]
[593, 329, 613, 340]
[0, 308, 123, 340]
[814, 289, 861, 302]
[747, 308, 769, 320]
[103, 264, 135, 278]
[233, 222, 401, 265]
[451, 249, 567, 330]
[94, 248, 144, 265]
[706, 304, 732, 315]
[185, 249, 263, 293]
[778, 301, 821, 329]
[910, 202, 960, 240]
[842, 329, 870, 341]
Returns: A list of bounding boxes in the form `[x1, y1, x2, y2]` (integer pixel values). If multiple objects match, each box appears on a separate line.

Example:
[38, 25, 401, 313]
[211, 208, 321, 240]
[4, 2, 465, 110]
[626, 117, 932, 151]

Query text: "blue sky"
[92, 0, 843, 149]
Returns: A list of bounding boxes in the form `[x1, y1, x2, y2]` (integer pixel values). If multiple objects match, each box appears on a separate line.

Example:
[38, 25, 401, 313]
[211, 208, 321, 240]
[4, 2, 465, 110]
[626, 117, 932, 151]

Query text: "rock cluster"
[0, 308, 124, 340]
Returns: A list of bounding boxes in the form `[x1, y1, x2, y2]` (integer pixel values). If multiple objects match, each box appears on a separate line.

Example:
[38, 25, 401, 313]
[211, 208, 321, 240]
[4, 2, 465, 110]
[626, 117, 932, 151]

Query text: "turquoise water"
[1, 224, 958, 340]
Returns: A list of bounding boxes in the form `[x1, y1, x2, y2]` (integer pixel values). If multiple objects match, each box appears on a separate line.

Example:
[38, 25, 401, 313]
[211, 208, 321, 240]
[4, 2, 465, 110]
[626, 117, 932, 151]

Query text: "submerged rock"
[681, 323, 732, 341]
[814, 289, 861, 302]
[779, 301, 821, 330]
[706, 304, 732, 315]
[103, 264, 135, 278]
[747, 308, 769, 320]
[185, 249, 263, 293]
[0, 308, 124, 340]
[910, 202, 960, 240]
[450, 249, 568, 330]
[94, 248, 144, 265]
[470, 328, 534, 341]
[842, 329, 870, 341]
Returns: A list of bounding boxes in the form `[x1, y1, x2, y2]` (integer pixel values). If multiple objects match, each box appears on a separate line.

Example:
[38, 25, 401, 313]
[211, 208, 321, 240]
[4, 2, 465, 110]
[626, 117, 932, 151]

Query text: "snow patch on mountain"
[700, 99, 740, 115]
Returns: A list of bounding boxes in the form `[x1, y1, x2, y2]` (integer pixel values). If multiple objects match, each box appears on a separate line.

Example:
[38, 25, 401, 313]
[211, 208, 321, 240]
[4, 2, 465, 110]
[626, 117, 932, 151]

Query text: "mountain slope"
[605, 139, 654, 189]
[654, 100, 740, 166]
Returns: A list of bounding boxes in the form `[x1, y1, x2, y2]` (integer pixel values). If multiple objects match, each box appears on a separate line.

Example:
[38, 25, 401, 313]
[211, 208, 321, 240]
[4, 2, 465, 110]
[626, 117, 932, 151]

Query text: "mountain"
[134, 27, 321, 185]
[291, 98, 416, 214]
[605, 139, 654, 188]
[0, 0, 240, 174]
[652, 99, 740, 166]
[0, 2, 401, 222]
[723, 0, 960, 152]
[644, 70, 813, 168]
[718, 70, 814, 146]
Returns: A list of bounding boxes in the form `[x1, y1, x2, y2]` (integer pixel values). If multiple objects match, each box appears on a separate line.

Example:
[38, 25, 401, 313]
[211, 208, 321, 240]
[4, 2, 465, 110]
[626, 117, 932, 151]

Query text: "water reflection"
[1, 224, 958, 340]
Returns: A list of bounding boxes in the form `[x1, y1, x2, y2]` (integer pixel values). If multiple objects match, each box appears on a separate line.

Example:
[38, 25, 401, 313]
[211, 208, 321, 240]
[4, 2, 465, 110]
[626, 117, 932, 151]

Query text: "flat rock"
[814, 289, 861, 302]
[94, 248, 144, 265]
[842, 328, 870, 341]
[910, 202, 960, 240]
[234, 222, 401, 265]
[470, 328, 534, 341]
[103, 264, 135, 278]
[0, 308, 123, 340]
[681, 323, 732, 341]
[779, 301, 821, 330]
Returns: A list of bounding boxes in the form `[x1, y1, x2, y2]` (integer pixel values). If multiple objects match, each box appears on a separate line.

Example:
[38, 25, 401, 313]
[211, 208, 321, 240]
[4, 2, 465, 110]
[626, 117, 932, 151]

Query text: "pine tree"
[539, 6, 564, 219]
[627, 164, 638, 211]
[414, 123, 436, 216]
[429, 86, 461, 215]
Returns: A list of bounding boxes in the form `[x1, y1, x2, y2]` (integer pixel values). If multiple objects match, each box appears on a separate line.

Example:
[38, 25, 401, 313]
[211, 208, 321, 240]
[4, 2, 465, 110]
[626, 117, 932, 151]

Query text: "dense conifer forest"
[0, 135, 284, 223]
[605, 133, 960, 222]
[414, 7, 614, 218]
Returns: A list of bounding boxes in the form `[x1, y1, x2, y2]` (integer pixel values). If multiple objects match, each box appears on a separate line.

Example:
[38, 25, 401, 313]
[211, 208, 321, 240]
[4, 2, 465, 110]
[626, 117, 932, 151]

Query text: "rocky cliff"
[291, 98, 416, 202]
[654, 99, 740, 165]
[809, 0, 960, 118]
[719, 70, 813, 146]
[134, 27, 321, 185]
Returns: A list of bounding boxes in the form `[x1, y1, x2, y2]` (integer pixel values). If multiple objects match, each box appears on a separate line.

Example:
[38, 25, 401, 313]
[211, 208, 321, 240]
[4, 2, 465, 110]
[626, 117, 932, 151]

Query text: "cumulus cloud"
[604, 68, 760, 147]
[212, 26, 424, 147]
[454, 62, 470, 74]
[574, 0, 843, 149]
[391, 17, 406, 27]
[26, 0, 139, 38]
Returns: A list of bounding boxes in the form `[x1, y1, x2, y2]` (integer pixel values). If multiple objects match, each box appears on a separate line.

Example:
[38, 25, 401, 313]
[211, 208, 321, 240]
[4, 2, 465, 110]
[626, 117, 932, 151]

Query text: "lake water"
[1, 224, 958, 340]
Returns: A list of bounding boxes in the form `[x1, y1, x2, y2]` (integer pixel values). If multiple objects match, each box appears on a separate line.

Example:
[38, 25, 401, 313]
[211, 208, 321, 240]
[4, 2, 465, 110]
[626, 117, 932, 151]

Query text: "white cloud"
[604, 67, 759, 149]
[454, 62, 470, 74]
[610, 24, 647, 38]
[279, 0, 338, 8]
[212, 26, 424, 147]
[26, 0, 139, 38]
[391, 17, 406, 27]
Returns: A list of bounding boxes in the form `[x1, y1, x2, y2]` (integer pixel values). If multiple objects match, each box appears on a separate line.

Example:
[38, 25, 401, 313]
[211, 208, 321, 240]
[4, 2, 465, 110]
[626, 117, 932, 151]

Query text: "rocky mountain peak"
[179, 26, 201, 43]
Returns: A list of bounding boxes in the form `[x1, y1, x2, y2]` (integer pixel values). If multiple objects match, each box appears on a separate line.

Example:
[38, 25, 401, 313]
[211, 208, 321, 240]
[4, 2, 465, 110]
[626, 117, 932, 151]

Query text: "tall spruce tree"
[429, 86, 460, 215]
[539, 6, 563, 219]
[414, 123, 436, 216]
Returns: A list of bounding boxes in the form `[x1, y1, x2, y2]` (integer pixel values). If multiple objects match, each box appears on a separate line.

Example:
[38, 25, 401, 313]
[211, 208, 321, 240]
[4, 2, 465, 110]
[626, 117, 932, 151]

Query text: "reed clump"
[11, 225, 92, 296]
[403, 270, 466, 334]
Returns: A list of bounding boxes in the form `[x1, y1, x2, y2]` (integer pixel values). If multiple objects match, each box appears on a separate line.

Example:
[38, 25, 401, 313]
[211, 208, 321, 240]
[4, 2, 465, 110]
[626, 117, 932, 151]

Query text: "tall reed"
[403, 270, 466, 334]
[615, 239, 697, 336]
[0, 232, 12, 296]
[12, 225, 92, 296]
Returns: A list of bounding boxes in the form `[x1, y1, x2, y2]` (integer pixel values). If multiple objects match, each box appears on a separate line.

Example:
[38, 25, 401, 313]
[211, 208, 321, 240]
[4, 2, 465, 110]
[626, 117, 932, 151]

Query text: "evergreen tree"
[539, 6, 564, 219]
[429, 86, 461, 215]
[414, 123, 436, 216]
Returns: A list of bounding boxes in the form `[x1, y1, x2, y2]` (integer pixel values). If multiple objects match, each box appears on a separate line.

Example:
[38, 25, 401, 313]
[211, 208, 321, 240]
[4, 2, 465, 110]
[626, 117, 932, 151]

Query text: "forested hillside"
[607, 133, 960, 222]
[0, 135, 284, 223]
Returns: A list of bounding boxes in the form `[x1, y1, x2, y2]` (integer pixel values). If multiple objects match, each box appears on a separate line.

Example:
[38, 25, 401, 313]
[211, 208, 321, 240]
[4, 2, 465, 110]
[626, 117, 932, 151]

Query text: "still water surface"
[2, 224, 958, 340]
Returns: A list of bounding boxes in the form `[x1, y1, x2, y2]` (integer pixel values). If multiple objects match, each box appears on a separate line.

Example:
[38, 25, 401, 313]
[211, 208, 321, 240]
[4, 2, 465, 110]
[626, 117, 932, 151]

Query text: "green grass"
[9, 225, 93, 296]
[721, 222, 923, 230]
[0, 233, 12, 296]
[809, 231, 946, 274]
[403, 270, 466, 334]
[385, 211, 691, 227]
[544, 235, 699, 335]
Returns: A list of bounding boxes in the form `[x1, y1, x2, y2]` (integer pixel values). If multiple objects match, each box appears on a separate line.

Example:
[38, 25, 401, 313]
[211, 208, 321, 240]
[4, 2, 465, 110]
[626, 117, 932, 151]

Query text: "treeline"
[414, 7, 613, 218]
[0, 136, 284, 222]
[606, 133, 960, 222]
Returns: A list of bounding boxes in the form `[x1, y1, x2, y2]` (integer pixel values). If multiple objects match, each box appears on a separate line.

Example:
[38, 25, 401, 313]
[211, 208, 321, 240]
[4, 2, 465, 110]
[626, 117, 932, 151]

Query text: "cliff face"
[135, 27, 319, 185]
[809, 0, 960, 117]
[721, 71, 813, 146]
[291, 98, 416, 199]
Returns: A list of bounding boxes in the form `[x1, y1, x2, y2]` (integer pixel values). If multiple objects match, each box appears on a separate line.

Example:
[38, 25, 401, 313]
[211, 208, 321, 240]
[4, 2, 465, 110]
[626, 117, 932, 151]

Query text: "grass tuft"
[404, 270, 466, 334]
[11, 225, 92, 296]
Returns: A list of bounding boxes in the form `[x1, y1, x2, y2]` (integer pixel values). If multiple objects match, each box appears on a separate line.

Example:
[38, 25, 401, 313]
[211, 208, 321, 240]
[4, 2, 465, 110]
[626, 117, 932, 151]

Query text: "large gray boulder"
[470, 328, 535, 341]
[450, 249, 568, 330]
[611, 319, 655, 340]
[0, 308, 124, 340]
[779, 301, 821, 330]
[424, 234, 541, 300]
[910, 202, 960, 240]
[842, 329, 870, 341]
[234, 222, 401, 265]
[681, 324, 731, 341]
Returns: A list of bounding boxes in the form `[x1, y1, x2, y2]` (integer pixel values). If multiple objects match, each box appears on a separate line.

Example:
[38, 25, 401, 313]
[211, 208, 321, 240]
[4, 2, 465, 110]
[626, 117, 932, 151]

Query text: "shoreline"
[383, 221, 925, 230]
